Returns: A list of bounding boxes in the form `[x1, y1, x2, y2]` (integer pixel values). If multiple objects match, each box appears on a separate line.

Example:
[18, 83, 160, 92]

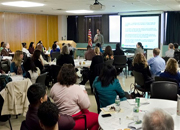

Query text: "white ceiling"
[0, 0, 180, 15]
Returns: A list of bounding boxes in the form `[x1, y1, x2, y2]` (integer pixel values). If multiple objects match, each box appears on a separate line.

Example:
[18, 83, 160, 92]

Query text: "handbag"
[129, 83, 142, 99]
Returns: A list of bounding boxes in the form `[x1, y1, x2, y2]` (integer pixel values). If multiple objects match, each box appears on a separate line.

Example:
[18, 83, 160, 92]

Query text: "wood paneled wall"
[0, 12, 58, 52]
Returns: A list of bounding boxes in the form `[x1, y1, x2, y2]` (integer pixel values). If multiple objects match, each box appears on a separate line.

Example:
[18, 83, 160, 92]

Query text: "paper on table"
[127, 99, 149, 105]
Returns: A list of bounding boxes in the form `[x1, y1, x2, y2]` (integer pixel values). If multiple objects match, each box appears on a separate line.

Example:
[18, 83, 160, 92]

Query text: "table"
[48, 59, 92, 68]
[74, 59, 91, 68]
[98, 99, 180, 130]
[2, 56, 12, 60]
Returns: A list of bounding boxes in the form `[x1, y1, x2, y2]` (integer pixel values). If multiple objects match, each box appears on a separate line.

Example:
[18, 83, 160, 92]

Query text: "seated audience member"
[50, 64, 99, 130]
[148, 48, 166, 76]
[28, 42, 35, 54]
[50, 43, 60, 58]
[54, 41, 60, 49]
[10, 50, 25, 76]
[26, 83, 75, 130]
[23, 57, 40, 84]
[132, 53, 153, 89]
[93, 65, 126, 108]
[103, 45, 114, 61]
[1, 43, 12, 56]
[165, 43, 174, 58]
[22, 42, 31, 57]
[135, 42, 144, 55]
[85, 45, 95, 60]
[96, 43, 103, 53]
[160, 58, 180, 86]
[113, 43, 124, 55]
[37, 44, 48, 65]
[38, 102, 59, 130]
[62, 43, 65, 46]
[67, 43, 74, 57]
[56, 45, 75, 67]
[32, 50, 44, 72]
[142, 109, 174, 130]
[0, 42, 4, 53]
[90, 47, 104, 71]
[174, 43, 180, 52]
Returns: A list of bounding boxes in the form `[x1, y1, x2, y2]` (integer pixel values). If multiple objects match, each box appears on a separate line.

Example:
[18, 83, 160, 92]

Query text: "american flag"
[88, 29, 92, 47]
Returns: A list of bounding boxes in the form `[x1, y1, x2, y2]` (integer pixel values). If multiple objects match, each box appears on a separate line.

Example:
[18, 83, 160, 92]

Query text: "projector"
[90, 0, 105, 10]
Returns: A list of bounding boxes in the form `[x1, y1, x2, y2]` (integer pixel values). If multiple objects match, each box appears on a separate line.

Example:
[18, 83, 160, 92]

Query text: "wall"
[58, 15, 67, 41]
[0, 12, 58, 52]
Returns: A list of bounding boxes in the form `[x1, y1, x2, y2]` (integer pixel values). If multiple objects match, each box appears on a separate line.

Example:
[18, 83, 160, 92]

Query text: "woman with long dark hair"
[103, 45, 114, 61]
[135, 42, 144, 55]
[93, 65, 126, 107]
[113, 43, 124, 55]
[32, 50, 43, 72]
[28, 42, 35, 54]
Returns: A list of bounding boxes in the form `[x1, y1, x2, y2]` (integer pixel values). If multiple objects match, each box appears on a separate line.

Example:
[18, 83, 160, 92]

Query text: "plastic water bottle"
[8, 71, 11, 77]
[133, 103, 139, 121]
[115, 95, 121, 112]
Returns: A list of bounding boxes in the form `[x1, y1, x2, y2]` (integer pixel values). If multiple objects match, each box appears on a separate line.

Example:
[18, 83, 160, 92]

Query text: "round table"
[74, 59, 91, 68]
[98, 99, 180, 130]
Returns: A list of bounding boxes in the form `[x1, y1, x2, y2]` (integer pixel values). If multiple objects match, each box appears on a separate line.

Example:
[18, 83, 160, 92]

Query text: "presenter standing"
[94, 29, 104, 45]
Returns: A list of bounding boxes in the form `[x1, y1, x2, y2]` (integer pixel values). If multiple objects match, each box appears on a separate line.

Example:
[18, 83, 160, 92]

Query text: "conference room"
[0, 0, 180, 130]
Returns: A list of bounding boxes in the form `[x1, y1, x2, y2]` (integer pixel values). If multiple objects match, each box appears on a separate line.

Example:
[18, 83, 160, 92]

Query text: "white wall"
[58, 15, 67, 40]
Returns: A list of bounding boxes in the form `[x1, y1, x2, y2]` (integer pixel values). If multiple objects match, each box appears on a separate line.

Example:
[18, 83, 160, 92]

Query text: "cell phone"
[102, 114, 111, 118]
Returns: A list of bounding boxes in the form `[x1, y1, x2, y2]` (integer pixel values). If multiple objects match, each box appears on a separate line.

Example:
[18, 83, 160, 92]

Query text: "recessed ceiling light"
[66, 10, 94, 14]
[1, 1, 44, 7]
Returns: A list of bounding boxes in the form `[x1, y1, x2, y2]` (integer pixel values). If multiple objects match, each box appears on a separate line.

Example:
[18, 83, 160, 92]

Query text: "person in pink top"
[50, 64, 99, 130]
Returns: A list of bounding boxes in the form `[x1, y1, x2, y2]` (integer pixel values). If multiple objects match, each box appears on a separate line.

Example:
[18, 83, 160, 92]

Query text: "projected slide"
[121, 16, 159, 49]
[109, 15, 120, 42]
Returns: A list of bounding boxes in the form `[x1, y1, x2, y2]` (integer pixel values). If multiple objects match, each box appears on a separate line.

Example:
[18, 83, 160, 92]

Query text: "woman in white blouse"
[22, 42, 31, 57]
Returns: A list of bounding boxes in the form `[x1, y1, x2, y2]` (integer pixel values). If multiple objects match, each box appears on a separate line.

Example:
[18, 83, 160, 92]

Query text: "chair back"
[20, 120, 28, 130]
[151, 81, 178, 101]
[36, 72, 48, 86]
[93, 88, 101, 114]
[51, 52, 60, 61]
[162, 57, 170, 63]
[50, 65, 61, 83]
[113, 55, 126, 66]
[104, 59, 114, 66]
[174, 51, 180, 64]
[132, 71, 145, 86]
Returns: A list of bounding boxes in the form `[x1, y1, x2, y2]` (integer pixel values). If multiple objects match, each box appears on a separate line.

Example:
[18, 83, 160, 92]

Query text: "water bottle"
[8, 71, 11, 77]
[177, 94, 180, 116]
[115, 95, 121, 112]
[133, 103, 139, 121]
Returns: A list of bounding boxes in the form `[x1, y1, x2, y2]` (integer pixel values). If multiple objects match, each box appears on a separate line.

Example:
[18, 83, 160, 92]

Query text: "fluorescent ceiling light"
[1, 1, 44, 7]
[66, 10, 94, 14]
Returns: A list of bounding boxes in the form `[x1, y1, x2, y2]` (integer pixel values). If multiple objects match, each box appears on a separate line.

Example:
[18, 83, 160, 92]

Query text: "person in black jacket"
[132, 53, 153, 89]
[56, 45, 75, 67]
[32, 50, 44, 72]
[113, 43, 124, 55]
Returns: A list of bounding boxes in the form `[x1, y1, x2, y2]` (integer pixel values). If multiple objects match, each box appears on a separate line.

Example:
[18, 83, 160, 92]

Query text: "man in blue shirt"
[148, 48, 165, 76]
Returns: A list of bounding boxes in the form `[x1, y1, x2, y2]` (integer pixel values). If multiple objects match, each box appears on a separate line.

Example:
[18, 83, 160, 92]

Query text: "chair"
[174, 51, 180, 64]
[151, 81, 178, 101]
[162, 57, 170, 63]
[20, 120, 28, 130]
[50, 65, 61, 84]
[155, 76, 180, 94]
[113, 55, 127, 78]
[73, 114, 87, 130]
[93, 88, 101, 114]
[36, 72, 48, 86]
[104, 59, 114, 66]
[132, 70, 150, 93]
[51, 52, 60, 61]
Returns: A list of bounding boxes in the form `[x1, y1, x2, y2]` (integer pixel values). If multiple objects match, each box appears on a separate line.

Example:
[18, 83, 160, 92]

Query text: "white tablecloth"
[48, 59, 92, 68]
[2, 56, 12, 60]
[98, 99, 180, 130]
[74, 59, 91, 68]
